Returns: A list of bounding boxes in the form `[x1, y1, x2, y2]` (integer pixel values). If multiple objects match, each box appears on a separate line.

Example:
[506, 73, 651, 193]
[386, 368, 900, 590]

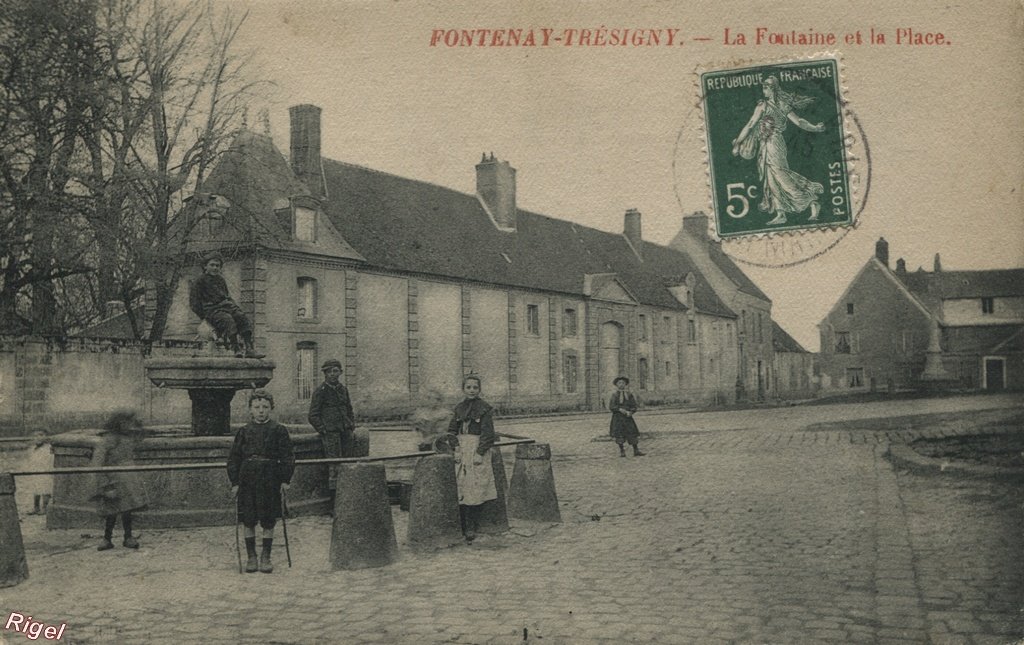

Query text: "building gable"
[193, 130, 364, 262]
[584, 274, 637, 304]
[822, 257, 934, 326]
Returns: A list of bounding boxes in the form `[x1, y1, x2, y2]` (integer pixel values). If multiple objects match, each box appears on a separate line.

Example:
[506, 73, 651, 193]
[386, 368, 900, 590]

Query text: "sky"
[227, 0, 1024, 351]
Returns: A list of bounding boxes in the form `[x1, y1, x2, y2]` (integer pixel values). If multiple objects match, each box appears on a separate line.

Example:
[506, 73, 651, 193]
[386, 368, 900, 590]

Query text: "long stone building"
[150, 105, 761, 421]
[1, 105, 809, 432]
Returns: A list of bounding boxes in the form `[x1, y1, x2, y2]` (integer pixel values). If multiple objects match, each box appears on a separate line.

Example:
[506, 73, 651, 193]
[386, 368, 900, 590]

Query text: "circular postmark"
[674, 56, 870, 268]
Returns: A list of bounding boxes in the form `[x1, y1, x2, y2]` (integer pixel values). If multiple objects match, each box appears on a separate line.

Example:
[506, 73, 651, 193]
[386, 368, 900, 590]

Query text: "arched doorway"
[600, 321, 624, 409]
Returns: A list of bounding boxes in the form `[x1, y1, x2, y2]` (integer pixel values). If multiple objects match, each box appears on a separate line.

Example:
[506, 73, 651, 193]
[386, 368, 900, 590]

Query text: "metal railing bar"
[6, 438, 535, 477]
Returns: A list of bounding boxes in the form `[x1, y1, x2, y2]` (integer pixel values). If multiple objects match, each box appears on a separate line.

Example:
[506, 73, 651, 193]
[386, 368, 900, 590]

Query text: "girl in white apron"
[446, 375, 497, 542]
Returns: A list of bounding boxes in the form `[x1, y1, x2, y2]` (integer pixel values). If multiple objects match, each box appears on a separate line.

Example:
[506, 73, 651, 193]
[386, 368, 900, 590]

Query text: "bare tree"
[0, 1, 100, 333]
[0, 0, 262, 337]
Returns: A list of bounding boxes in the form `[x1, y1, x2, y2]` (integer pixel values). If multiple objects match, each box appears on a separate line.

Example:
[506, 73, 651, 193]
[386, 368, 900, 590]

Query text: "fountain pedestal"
[46, 355, 332, 529]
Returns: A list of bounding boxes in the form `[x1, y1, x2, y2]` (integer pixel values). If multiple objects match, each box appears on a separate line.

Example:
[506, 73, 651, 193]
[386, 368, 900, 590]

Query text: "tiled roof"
[181, 131, 363, 260]
[771, 320, 808, 353]
[76, 307, 145, 339]
[706, 243, 771, 302]
[316, 158, 735, 316]
[897, 268, 1024, 302]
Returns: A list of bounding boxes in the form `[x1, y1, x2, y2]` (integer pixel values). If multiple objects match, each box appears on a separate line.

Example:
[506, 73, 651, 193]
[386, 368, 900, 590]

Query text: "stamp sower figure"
[91, 411, 149, 551]
[731, 75, 825, 226]
[228, 390, 295, 573]
[609, 377, 645, 458]
[189, 253, 263, 358]
[445, 375, 497, 543]
[307, 359, 355, 490]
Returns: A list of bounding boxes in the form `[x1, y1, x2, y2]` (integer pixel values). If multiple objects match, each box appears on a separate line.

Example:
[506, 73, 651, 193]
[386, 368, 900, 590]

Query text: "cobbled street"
[2, 394, 1022, 644]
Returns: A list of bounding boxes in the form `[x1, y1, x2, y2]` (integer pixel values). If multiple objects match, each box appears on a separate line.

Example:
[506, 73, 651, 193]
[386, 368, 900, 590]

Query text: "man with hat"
[307, 359, 356, 489]
[609, 376, 645, 457]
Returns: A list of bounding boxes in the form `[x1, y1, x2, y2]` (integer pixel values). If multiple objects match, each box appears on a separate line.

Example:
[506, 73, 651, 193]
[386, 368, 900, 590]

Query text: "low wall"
[47, 428, 331, 529]
[0, 336, 207, 436]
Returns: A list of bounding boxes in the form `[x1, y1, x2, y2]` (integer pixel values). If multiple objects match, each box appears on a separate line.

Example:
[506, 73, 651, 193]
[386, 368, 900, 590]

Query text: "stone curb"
[885, 443, 1024, 481]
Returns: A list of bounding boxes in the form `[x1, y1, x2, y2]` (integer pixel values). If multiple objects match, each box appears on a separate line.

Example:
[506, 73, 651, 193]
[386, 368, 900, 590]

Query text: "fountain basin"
[145, 357, 275, 390]
[46, 428, 330, 529]
[145, 356, 276, 436]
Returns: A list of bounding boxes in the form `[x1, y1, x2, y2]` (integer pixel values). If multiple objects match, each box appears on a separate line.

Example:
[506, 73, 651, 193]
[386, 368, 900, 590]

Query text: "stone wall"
[0, 336, 198, 437]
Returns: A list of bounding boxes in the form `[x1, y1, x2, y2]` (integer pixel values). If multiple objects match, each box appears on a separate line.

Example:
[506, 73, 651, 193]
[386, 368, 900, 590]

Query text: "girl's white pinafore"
[454, 421, 497, 506]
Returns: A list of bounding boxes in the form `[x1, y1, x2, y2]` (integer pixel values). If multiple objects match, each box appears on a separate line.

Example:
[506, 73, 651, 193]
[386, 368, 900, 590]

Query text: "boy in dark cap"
[228, 389, 294, 573]
[189, 253, 264, 358]
[307, 359, 355, 489]
[609, 376, 645, 457]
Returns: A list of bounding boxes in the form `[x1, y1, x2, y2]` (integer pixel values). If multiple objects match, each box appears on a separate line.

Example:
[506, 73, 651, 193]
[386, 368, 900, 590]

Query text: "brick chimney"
[682, 212, 710, 242]
[933, 253, 942, 272]
[896, 257, 907, 274]
[624, 209, 642, 260]
[476, 153, 516, 231]
[289, 104, 326, 199]
[875, 237, 889, 268]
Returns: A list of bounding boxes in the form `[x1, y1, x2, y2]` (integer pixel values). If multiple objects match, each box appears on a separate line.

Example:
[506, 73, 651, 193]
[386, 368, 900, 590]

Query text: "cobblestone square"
[2, 394, 1022, 644]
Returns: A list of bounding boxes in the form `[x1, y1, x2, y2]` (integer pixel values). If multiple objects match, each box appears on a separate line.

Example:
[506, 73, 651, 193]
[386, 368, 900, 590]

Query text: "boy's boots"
[241, 332, 265, 359]
[227, 334, 244, 358]
[122, 513, 139, 547]
[633, 445, 646, 457]
[618, 444, 626, 458]
[244, 537, 258, 573]
[260, 538, 274, 573]
[98, 515, 115, 551]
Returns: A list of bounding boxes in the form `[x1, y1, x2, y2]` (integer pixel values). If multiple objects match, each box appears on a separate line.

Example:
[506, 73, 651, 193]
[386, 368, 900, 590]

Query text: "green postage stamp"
[702, 57, 852, 238]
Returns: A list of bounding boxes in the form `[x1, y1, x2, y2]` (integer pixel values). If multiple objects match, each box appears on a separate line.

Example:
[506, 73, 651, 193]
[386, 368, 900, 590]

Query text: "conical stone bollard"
[477, 448, 509, 534]
[507, 443, 561, 523]
[330, 463, 398, 570]
[406, 454, 462, 550]
[0, 473, 29, 587]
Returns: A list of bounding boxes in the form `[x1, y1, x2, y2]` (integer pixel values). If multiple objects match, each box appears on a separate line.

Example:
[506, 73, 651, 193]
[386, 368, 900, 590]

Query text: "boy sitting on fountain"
[189, 253, 264, 358]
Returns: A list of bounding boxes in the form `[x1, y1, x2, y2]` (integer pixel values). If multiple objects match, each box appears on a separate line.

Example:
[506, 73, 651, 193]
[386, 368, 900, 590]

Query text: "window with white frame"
[296, 342, 318, 401]
[297, 277, 317, 320]
[562, 351, 578, 393]
[846, 367, 864, 388]
[563, 308, 578, 337]
[835, 331, 851, 354]
[638, 358, 649, 390]
[526, 304, 540, 336]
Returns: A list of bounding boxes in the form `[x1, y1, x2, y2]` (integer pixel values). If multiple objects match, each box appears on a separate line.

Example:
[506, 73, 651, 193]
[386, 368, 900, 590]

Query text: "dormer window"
[295, 206, 316, 242]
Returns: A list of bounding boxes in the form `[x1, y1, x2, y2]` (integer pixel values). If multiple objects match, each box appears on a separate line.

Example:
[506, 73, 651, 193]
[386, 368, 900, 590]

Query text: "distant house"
[770, 320, 815, 398]
[818, 238, 1024, 392]
[671, 213, 776, 401]
[127, 104, 761, 420]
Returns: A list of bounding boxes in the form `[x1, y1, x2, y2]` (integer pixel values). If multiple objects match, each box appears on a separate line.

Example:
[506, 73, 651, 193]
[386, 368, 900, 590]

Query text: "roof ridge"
[320, 156, 702, 256]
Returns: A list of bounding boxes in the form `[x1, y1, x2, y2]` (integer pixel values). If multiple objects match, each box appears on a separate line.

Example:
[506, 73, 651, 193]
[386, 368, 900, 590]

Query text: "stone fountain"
[46, 355, 331, 529]
[145, 357, 274, 436]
